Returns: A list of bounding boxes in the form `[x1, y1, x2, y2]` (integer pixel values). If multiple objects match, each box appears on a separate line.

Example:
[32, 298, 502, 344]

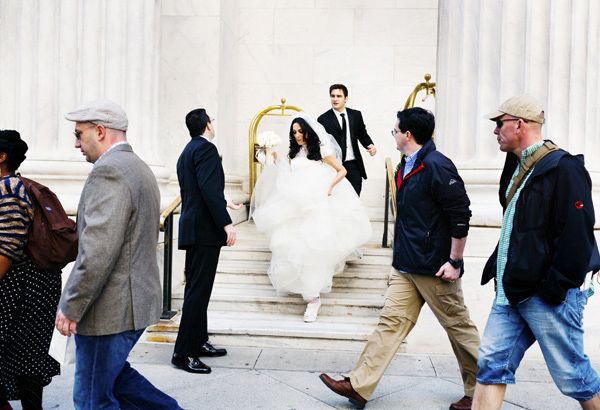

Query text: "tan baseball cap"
[484, 94, 545, 124]
[65, 99, 128, 131]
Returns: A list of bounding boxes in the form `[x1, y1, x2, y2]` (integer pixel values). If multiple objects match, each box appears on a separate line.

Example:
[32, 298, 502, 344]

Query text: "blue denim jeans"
[74, 329, 183, 410]
[477, 288, 600, 402]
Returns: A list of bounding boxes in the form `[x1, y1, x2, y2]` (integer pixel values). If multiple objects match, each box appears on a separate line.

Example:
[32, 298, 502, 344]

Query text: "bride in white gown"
[250, 113, 372, 322]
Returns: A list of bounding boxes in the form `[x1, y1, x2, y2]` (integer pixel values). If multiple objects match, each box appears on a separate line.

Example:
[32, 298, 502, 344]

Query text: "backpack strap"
[505, 141, 559, 205]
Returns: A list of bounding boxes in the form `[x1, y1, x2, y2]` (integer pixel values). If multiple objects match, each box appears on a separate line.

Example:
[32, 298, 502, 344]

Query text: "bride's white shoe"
[304, 298, 321, 322]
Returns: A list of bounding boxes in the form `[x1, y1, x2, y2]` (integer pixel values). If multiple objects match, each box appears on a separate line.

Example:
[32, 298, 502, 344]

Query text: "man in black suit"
[172, 108, 236, 374]
[317, 84, 376, 195]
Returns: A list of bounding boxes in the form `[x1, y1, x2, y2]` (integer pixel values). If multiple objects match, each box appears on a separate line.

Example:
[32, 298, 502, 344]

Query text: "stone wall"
[158, 0, 439, 208]
[1, 0, 598, 223]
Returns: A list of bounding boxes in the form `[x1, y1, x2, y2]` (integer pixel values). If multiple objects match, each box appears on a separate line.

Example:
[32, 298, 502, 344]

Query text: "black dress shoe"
[171, 354, 211, 374]
[197, 342, 227, 357]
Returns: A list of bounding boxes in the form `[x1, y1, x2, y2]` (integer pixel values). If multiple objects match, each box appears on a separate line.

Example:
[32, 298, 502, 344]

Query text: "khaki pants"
[349, 268, 480, 400]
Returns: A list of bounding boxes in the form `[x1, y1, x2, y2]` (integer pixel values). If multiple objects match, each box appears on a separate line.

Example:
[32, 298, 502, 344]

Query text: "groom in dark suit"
[172, 108, 236, 374]
[318, 84, 377, 195]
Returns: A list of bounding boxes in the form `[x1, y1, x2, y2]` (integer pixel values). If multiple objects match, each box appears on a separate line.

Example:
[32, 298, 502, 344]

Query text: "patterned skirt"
[0, 262, 61, 400]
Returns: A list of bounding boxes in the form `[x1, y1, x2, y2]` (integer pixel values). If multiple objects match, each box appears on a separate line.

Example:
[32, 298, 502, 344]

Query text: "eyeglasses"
[390, 129, 401, 136]
[495, 118, 522, 129]
[73, 124, 98, 139]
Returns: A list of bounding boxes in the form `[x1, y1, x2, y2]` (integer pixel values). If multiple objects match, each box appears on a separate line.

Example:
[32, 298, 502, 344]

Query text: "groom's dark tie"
[340, 113, 347, 160]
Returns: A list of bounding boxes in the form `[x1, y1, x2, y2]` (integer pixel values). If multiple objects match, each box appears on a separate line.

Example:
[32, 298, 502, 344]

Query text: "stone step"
[171, 284, 385, 317]
[213, 274, 388, 293]
[151, 214, 518, 353]
[173, 257, 487, 318]
[229, 220, 393, 245]
[216, 222, 500, 260]
[217, 252, 392, 266]
[146, 311, 388, 351]
[150, 256, 492, 351]
[215, 262, 389, 290]
[218, 242, 393, 262]
[216, 259, 389, 276]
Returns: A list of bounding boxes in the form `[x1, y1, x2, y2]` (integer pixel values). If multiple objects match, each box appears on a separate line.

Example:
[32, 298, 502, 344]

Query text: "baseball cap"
[65, 99, 128, 131]
[484, 94, 545, 124]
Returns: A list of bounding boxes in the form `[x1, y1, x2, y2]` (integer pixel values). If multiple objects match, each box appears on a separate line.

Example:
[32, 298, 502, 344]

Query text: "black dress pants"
[343, 160, 363, 196]
[174, 244, 221, 357]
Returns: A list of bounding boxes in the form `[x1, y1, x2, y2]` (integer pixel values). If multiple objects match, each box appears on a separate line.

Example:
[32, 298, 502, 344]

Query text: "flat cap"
[484, 94, 545, 124]
[65, 99, 128, 131]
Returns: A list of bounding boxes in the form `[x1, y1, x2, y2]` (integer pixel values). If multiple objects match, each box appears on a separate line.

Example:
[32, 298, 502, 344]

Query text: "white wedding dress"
[251, 144, 372, 301]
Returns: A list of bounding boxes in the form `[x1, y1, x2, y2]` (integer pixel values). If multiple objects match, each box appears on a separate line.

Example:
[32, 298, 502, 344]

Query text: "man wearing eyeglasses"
[320, 107, 480, 410]
[473, 95, 600, 409]
[56, 100, 183, 409]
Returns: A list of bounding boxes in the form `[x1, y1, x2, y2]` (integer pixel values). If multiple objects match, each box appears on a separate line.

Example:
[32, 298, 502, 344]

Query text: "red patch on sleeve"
[575, 201, 584, 209]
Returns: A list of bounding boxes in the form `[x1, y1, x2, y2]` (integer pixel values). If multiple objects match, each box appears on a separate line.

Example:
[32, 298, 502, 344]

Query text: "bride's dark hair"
[288, 118, 322, 161]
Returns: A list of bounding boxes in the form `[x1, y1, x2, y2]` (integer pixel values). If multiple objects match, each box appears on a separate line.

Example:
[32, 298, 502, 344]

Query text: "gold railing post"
[248, 98, 302, 197]
[403, 73, 436, 110]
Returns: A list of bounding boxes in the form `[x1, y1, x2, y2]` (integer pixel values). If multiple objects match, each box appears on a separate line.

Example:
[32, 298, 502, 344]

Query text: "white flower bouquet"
[256, 131, 282, 148]
[256, 131, 282, 166]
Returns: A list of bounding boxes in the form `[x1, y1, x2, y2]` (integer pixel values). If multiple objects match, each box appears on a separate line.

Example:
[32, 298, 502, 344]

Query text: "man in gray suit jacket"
[55, 100, 182, 410]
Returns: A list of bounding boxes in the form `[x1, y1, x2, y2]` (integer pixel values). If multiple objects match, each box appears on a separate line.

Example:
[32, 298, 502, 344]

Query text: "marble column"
[0, 0, 170, 212]
[436, 0, 600, 226]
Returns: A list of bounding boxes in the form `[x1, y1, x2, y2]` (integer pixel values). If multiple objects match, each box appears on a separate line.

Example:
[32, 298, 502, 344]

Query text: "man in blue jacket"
[473, 95, 600, 409]
[171, 108, 236, 374]
[320, 107, 480, 410]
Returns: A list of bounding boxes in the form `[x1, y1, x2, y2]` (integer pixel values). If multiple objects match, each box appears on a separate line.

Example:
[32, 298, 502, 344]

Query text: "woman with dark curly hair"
[251, 113, 371, 322]
[288, 117, 325, 160]
[0, 130, 61, 410]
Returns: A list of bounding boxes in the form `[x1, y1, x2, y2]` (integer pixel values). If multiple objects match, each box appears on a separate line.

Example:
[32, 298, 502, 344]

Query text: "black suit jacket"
[177, 136, 232, 249]
[317, 108, 374, 179]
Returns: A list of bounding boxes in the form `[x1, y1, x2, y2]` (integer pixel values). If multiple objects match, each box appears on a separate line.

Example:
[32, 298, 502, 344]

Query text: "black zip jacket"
[481, 142, 599, 305]
[392, 139, 471, 275]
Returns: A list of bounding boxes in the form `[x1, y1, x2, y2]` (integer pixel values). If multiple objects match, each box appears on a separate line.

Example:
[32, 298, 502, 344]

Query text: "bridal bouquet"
[256, 131, 282, 148]
[256, 131, 281, 166]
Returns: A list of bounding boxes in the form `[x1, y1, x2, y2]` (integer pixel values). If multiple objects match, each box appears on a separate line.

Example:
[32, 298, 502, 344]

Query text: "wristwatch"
[449, 258, 463, 269]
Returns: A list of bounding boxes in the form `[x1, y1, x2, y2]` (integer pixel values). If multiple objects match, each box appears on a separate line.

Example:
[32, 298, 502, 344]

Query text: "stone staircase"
[145, 169, 600, 357]
[146, 219, 600, 358]
[146, 216, 396, 351]
[145, 214, 517, 355]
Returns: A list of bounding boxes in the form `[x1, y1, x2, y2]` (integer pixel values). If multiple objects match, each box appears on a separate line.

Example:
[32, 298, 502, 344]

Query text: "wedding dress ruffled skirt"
[251, 157, 372, 301]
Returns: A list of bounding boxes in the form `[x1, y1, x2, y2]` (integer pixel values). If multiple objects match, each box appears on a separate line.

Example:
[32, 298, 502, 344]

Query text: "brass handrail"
[248, 98, 302, 197]
[385, 158, 397, 217]
[160, 195, 181, 230]
[158, 195, 182, 319]
[382, 157, 397, 248]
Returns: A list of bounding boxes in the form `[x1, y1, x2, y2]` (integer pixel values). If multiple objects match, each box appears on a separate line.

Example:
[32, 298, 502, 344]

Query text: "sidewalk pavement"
[16, 342, 591, 409]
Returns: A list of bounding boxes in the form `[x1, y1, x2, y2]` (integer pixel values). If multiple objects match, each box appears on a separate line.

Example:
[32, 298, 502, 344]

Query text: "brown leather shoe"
[319, 373, 367, 409]
[449, 395, 473, 410]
